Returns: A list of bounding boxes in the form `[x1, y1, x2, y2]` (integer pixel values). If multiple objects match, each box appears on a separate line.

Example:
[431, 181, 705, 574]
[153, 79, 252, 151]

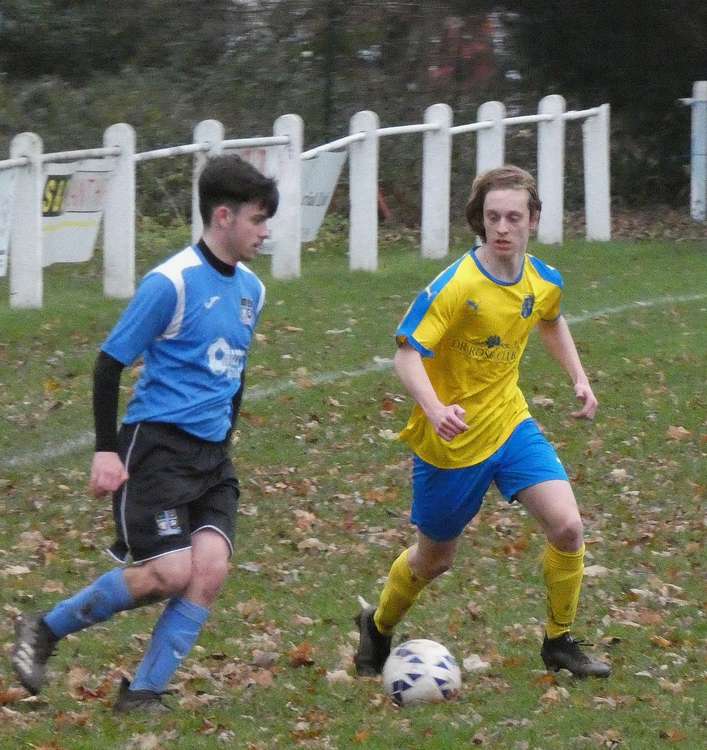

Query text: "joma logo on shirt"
[207, 338, 245, 378]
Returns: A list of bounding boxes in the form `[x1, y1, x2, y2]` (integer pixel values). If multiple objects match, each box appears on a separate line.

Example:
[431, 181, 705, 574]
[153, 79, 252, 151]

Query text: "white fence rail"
[1, 95, 611, 308]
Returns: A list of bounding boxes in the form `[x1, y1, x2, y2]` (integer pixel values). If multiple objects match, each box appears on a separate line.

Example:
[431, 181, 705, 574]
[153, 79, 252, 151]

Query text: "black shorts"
[108, 422, 240, 564]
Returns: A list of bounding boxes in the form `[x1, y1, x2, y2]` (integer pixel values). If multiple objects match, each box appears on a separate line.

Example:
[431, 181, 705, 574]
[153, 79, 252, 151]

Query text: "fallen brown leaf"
[666, 425, 691, 441]
[289, 641, 315, 667]
[659, 728, 688, 742]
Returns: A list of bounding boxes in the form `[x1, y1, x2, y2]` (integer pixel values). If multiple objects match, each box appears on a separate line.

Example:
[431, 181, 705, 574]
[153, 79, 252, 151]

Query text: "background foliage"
[0, 1, 705, 219]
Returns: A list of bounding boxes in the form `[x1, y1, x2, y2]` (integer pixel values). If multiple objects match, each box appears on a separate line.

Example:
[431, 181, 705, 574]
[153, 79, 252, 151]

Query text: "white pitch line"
[0, 358, 395, 471]
[2, 292, 705, 471]
[563, 293, 707, 325]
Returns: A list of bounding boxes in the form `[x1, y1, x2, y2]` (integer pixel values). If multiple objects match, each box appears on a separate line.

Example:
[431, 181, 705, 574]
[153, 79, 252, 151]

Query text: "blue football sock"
[130, 597, 209, 694]
[43, 568, 134, 639]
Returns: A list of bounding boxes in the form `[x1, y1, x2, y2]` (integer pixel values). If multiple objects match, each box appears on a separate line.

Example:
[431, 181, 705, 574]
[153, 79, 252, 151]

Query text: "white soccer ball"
[382, 638, 462, 706]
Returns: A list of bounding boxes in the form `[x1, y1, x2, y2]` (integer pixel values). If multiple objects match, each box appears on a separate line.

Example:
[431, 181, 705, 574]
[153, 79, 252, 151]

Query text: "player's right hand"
[89, 451, 129, 497]
[428, 404, 468, 442]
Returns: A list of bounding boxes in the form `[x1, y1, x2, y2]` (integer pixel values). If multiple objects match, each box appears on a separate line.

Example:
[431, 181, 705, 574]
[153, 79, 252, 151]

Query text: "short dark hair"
[198, 154, 279, 225]
[465, 165, 541, 241]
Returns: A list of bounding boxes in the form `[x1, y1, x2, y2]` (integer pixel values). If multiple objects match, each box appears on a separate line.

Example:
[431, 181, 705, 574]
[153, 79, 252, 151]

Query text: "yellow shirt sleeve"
[396, 255, 469, 356]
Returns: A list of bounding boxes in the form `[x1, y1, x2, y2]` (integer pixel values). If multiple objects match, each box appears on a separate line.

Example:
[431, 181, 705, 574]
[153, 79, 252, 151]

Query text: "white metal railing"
[340, 94, 610, 267]
[0, 156, 30, 171]
[42, 146, 120, 163]
[3, 94, 612, 307]
[222, 135, 290, 150]
[135, 142, 210, 163]
[3, 118, 301, 307]
[301, 132, 365, 160]
[449, 121, 493, 135]
[502, 113, 553, 126]
[564, 107, 601, 121]
[377, 123, 439, 138]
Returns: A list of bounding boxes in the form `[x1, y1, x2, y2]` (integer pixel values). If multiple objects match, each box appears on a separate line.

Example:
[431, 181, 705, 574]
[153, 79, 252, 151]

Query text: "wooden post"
[421, 103, 452, 259]
[10, 132, 43, 308]
[583, 105, 611, 241]
[271, 114, 303, 279]
[537, 95, 566, 244]
[349, 110, 379, 271]
[476, 101, 506, 175]
[690, 81, 707, 222]
[103, 123, 136, 298]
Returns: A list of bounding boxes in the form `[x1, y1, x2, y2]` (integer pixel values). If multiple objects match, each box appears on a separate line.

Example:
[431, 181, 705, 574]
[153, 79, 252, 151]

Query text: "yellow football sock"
[543, 542, 585, 639]
[373, 548, 430, 635]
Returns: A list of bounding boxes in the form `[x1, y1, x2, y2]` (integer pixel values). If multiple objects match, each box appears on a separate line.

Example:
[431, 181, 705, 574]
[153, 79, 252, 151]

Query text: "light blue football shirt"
[102, 244, 265, 442]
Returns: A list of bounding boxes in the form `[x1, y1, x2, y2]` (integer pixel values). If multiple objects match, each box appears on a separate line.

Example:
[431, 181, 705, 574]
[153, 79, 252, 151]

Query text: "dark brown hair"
[465, 165, 541, 241]
[199, 154, 279, 226]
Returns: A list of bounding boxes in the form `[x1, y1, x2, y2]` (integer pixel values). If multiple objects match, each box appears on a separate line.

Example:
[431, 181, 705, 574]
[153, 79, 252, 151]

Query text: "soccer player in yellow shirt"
[355, 165, 610, 679]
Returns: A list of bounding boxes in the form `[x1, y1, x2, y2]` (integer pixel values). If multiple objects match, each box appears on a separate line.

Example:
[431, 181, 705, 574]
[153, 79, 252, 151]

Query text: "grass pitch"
[0, 221, 705, 749]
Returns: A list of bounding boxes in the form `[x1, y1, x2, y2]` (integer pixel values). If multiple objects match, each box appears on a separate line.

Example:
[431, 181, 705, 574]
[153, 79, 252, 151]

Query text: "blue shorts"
[410, 418, 569, 542]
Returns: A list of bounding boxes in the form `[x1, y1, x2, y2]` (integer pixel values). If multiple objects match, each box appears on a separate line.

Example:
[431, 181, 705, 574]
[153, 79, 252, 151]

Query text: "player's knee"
[428, 561, 453, 579]
[195, 557, 229, 586]
[191, 556, 229, 598]
[416, 551, 454, 580]
[549, 515, 584, 551]
[146, 560, 192, 597]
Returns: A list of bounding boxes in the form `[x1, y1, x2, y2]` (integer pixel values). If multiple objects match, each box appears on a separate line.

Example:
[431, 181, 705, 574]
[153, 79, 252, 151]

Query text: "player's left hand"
[571, 381, 598, 419]
[89, 451, 129, 497]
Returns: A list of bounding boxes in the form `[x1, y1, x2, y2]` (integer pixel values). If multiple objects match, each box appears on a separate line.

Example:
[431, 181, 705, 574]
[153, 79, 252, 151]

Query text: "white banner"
[236, 147, 346, 247]
[300, 151, 347, 242]
[0, 169, 15, 277]
[42, 158, 113, 267]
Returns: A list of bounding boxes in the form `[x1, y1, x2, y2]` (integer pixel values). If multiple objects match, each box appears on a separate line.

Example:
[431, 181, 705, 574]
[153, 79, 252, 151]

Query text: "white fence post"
[9, 132, 43, 308]
[537, 94, 566, 244]
[191, 120, 225, 244]
[103, 123, 136, 298]
[271, 113, 303, 279]
[476, 101, 506, 174]
[583, 104, 611, 241]
[421, 103, 452, 259]
[349, 110, 379, 271]
[689, 81, 707, 222]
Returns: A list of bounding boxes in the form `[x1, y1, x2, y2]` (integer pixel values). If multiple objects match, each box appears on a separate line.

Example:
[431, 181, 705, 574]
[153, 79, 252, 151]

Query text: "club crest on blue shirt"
[240, 297, 255, 325]
[521, 294, 535, 318]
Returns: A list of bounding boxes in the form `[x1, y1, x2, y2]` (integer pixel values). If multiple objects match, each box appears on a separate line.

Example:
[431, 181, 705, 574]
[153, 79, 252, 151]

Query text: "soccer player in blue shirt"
[12, 154, 278, 712]
[355, 165, 611, 680]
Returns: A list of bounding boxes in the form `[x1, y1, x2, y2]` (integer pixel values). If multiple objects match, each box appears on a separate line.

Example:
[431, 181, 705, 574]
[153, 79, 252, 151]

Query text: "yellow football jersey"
[396, 248, 563, 468]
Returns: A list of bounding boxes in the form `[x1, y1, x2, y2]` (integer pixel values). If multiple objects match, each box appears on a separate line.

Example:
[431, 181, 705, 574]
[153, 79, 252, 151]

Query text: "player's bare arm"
[537, 316, 598, 420]
[394, 343, 468, 441]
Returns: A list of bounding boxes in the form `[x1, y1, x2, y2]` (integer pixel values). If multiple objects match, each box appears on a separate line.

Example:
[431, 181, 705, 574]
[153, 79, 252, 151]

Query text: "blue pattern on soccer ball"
[391, 678, 413, 706]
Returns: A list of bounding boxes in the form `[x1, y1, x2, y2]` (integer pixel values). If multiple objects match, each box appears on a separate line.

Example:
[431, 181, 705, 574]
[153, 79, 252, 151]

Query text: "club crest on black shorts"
[155, 509, 182, 536]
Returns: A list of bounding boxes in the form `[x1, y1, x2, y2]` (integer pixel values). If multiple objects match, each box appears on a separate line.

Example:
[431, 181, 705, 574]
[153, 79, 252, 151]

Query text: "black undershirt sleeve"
[93, 350, 125, 452]
[225, 370, 246, 444]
